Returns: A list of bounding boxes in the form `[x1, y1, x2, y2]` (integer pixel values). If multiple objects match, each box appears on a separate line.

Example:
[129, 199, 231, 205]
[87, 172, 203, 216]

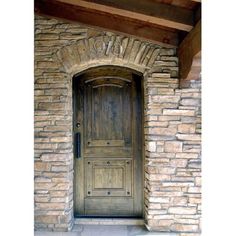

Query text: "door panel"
[84, 198, 134, 216]
[85, 159, 132, 197]
[84, 77, 132, 157]
[74, 67, 143, 217]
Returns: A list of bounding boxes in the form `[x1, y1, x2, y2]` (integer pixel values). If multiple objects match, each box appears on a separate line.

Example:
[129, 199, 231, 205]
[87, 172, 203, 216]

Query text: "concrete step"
[74, 218, 144, 226]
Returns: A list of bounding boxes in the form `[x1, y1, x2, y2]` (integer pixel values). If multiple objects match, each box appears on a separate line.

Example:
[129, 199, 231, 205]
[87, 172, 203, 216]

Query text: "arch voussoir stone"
[55, 35, 161, 75]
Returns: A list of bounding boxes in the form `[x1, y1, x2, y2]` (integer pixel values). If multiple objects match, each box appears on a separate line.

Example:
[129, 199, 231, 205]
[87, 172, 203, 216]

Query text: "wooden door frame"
[72, 66, 145, 219]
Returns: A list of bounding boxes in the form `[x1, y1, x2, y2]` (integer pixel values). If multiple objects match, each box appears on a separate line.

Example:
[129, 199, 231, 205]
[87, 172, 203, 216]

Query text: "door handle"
[75, 132, 81, 159]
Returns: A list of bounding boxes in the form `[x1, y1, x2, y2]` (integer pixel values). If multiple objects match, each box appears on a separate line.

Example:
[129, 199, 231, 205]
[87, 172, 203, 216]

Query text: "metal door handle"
[75, 132, 81, 159]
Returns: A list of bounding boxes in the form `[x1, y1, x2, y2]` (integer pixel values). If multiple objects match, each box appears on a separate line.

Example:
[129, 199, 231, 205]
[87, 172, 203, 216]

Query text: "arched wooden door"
[73, 67, 143, 217]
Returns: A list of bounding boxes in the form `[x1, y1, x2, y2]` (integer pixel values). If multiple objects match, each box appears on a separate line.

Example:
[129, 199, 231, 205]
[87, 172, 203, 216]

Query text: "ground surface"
[34, 225, 178, 236]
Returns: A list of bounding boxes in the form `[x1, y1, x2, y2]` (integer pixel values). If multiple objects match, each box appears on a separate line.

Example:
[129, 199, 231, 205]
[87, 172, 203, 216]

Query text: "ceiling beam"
[178, 20, 201, 81]
[35, 0, 179, 47]
[78, 0, 194, 32]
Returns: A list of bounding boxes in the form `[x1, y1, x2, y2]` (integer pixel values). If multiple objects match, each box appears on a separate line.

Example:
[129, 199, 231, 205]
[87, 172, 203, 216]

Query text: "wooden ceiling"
[35, 0, 201, 81]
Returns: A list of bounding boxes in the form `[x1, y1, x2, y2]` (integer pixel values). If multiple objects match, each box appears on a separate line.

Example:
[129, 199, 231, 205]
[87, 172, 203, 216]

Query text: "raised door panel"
[84, 77, 132, 157]
[85, 159, 132, 197]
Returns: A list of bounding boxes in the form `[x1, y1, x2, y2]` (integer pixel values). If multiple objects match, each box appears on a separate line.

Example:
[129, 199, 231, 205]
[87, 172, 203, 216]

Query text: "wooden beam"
[191, 0, 201, 2]
[35, 0, 194, 32]
[178, 20, 201, 80]
[35, 0, 179, 47]
[78, 0, 194, 31]
[194, 5, 201, 23]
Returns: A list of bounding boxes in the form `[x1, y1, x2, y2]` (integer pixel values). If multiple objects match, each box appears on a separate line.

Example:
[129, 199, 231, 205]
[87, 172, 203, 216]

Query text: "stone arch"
[54, 35, 160, 76]
[47, 35, 182, 231]
[54, 35, 155, 222]
[51, 35, 160, 228]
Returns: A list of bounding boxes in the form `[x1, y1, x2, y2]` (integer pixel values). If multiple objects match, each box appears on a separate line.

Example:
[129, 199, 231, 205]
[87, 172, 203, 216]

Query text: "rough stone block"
[188, 187, 201, 193]
[170, 159, 188, 168]
[188, 161, 201, 169]
[176, 153, 199, 159]
[146, 121, 168, 127]
[35, 177, 52, 183]
[164, 141, 182, 153]
[195, 177, 201, 186]
[159, 48, 176, 56]
[148, 87, 171, 95]
[159, 115, 180, 121]
[180, 98, 200, 106]
[148, 127, 177, 136]
[34, 195, 50, 203]
[148, 197, 169, 203]
[146, 202, 162, 209]
[40, 153, 72, 162]
[37, 61, 59, 68]
[147, 141, 156, 152]
[35, 162, 51, 171]
[151, 73, 171, 78]
[152, 95, 180, 103]
[176, 134, 201, 141]
[35, 182, 56, 191]
[171, 223, 199, 232]
[170, 197, 188, 205]
[163, 109, 195, 116]
[188, 197, 201, 204]
[50, 137, 71, 142]
[178, 124, 196, 133]
[35, 215, 59, 224]
[159, 167, 176, 174]
[158, 219, 174, 226]
[51, 166, 70, 172]
[147, 174, 171, 181]
[168, 207, 196, 215]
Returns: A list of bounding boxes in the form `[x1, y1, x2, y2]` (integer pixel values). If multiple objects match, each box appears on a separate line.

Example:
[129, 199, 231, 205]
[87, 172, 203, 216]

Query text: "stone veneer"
[34, 15, 201, 235]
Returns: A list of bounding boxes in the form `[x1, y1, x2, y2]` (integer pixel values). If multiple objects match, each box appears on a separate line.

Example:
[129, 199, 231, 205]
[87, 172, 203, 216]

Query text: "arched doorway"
[73, 66, 144, 218]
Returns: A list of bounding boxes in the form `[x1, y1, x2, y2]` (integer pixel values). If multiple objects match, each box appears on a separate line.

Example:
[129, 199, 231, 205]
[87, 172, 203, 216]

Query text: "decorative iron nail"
[88, 191, 91, 194]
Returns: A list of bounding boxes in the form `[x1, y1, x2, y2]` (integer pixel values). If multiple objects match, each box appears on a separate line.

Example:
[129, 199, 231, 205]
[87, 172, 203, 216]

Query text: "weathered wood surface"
[178, 20, 201, 81]
[74, 67, 143, 216]
[35, 0, 179, 46]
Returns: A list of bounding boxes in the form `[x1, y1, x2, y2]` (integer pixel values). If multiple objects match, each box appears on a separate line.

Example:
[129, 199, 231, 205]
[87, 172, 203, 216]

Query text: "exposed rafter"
[178, 20, 201, 81]
[66, 0, 195, 32]
[35, 0, 180, 47]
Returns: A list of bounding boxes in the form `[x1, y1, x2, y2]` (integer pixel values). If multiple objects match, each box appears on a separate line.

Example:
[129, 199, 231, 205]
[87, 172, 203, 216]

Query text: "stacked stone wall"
[144, 74, 201, 234]
[34, 15, 201, 235]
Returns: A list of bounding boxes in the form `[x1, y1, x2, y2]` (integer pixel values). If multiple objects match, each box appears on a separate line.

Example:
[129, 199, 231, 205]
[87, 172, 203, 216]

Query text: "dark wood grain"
[35, 0, 179, 46]
[178, 20, 201, 80]
[73, 66, 143, 217]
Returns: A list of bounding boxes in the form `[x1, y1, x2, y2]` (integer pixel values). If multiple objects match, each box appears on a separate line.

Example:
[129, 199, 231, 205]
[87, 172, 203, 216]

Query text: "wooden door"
[73, 67, 143, 217]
